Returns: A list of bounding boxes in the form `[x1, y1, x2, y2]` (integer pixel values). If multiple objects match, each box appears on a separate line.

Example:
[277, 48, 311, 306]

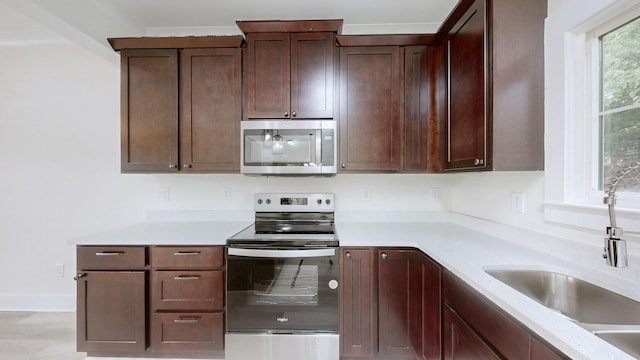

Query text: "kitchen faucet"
[602, 161, 640, 267]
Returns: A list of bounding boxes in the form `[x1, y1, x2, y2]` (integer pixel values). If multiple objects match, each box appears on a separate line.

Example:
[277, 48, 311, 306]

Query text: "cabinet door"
[121, 49, 178, 172]
[421, 253, 442, 360]
[377, 249, 422, 358]
[180, 48, 241, 172]
[404, 46, 430, 172]
[290, 32, 335, 119]
[444, 0, 488, 170]
[339, 46, 401, 172]
[246, 32, 290, 119]
[77, 271, 146, 352]
[443, 304, 501, 360]
[340, 248, 376, 358]
[530, 338, 569, 360]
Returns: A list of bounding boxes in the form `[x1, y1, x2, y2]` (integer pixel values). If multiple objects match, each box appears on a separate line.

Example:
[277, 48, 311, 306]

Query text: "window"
[598, 16, 640, 193]
[544, 0, 640, 232]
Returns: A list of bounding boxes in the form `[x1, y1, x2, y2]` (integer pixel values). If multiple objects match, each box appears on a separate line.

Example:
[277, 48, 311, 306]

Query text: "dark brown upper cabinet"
[337, 35, 440, 173]
[180, 48, 241, 172]
[119, 49, 179, 173]
[439, 0, 546, 171]
[238, 20, 342, 120]
[109, 36, 243, 173]
[338, 45, 401, 172]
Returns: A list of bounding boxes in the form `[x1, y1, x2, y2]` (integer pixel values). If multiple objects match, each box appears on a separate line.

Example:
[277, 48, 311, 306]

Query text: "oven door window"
[226, 252, 339, 333]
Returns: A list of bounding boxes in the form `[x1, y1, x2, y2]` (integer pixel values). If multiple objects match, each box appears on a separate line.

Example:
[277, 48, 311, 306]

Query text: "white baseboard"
[0, 294, 75, 312]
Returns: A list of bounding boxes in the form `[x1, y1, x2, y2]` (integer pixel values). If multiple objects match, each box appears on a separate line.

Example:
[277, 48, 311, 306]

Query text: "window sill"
[544, 202, 640, 235]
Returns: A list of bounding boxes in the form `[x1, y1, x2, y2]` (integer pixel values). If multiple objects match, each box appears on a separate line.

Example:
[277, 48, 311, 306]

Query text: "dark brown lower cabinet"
[76, 245, 225, 358]
[150, 246, 225, 357]
[378, 249, 422, 358]
[442, 270, 570, 360]
[76, 271, 146, 353]
[76, 246, 147, 354]
[341, 248, 376, 358]
[340, 247, 441, 359]
[443, 304, 500, 360]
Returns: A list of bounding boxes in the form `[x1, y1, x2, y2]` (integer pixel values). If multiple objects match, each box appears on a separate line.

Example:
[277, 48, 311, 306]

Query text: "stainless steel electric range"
[225, 193, 339, 360]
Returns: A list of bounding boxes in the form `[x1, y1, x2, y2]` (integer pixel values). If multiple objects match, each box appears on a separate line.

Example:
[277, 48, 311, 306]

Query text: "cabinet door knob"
[182, 164, 191, 169]
[473, 159, 484, 166]
[292, 111, 296, 117]
[169, 164, 177, 169]
[284, 111, 289, 117]
[341, 163, 347, 169]
[345, 252, 351, 259]
[381, 253, 388, 260]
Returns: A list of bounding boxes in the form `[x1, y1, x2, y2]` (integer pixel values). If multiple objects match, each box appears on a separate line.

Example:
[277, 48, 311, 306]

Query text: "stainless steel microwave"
[241, 120, 337, 175]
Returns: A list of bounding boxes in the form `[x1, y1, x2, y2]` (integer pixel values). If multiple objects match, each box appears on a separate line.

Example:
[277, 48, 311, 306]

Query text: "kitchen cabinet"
[179, 48, 241, 172]
[110, 36, 242, 173]
[119, 49, 178, 173]
[441, 0, 545, 171]
[377, 249, 422, 358]
[337, 35, 441, 173]
[238, 20, 341, 120]
[442, 269, 569, 360]
[340, 247, 441, 359]
[403, 45, 431, 172]
[338, 46, 401, 172]
[150, 246, 225, 355]
[76, 246, 147, 353]
[341, 248, 376, 358]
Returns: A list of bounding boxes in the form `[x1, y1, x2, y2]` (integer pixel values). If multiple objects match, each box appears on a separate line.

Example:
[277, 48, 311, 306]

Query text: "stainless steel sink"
[486, 269, 640, 358]
[485, 269, 640, 325]
[594, 332, 640, 358]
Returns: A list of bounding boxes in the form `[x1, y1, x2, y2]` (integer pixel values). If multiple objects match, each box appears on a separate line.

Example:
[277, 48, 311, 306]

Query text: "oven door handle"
[227, 247, 336, 258]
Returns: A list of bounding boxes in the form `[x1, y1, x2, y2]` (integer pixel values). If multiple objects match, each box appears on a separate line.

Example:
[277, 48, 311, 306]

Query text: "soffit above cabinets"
[0, 0, 458, 53]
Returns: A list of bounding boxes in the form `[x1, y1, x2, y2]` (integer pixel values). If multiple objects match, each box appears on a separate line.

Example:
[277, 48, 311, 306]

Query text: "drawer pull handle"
[73, 273, 87, 281]
[174, 317, 201, 324]
[174, 275, 200, 280]
[173, 251, 200, 256]
[95, 251, 123, 256]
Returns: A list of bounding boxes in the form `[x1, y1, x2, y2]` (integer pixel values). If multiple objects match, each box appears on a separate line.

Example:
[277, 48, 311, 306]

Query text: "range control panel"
[254, 193, 335, 212]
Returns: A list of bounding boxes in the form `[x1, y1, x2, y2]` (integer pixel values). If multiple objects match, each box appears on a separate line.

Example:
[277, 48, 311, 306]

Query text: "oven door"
[226, 247, 339, 333]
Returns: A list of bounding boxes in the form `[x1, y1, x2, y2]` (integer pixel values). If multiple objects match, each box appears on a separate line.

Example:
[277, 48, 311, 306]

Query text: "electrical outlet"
[361, 187, 371, 201]
[431, 187, 440, 201]
[155, 187, 170, 201]
[223, 187, 232, 201]
[55, 263, 65, 278]
[511, 192, 525, 213]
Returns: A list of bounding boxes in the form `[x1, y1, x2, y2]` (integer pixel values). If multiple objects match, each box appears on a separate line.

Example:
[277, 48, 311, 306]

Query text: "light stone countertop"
[71, 221, 251, 246]
[73, 211, 640, 360]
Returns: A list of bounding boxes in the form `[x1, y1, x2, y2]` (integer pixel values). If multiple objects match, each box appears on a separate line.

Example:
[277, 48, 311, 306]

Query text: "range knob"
[326, 199, 331, 205]
[317, 199, 322, 205]
[266, 198, 271, 204]
[257, 199, 263, 205]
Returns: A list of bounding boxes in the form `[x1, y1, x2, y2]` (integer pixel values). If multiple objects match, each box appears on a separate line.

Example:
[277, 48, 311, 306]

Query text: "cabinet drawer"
[77, 246, 146, 270]
[152, 270, 224, 311]
[151, 312, 224, 353]
[151, 246, 223, 269]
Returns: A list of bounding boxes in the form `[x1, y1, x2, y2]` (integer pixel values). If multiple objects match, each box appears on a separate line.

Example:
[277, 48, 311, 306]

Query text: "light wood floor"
[0, 312, 85, 360]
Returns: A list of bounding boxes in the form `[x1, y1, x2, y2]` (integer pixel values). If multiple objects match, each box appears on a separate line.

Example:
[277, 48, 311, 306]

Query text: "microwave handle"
[316, 130, 322, 166]
[228, 248, 336, 258]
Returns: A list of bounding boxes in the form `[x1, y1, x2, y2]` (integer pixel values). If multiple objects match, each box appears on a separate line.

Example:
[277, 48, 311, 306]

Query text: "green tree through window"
[600, 15, 640, 191]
